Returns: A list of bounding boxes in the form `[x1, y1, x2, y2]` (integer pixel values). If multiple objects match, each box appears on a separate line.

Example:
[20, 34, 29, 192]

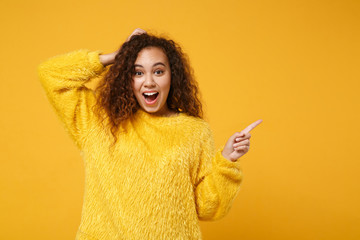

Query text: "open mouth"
[142, 92, 159, 104]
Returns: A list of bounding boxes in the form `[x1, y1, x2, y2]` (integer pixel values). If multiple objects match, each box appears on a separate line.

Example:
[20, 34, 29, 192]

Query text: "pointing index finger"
[241, 119, 263, 134]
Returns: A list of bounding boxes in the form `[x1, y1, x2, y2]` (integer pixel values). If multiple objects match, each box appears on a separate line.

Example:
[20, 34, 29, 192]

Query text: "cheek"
[131, 83, 141, 102]
[161, 76, 171, 93]
[131, 79, 141, 92]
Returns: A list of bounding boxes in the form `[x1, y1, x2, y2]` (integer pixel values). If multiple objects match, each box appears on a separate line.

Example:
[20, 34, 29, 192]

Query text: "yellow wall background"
[1, 0, 359, 239]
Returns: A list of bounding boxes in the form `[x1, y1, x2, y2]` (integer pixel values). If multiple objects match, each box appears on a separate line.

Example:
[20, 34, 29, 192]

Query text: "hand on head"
[126, 28, 147, 42]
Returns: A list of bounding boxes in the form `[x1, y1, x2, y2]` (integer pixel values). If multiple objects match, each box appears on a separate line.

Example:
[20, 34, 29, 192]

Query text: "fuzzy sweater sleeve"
[37, 49, 105, 149]
[193, 123, 242, 221]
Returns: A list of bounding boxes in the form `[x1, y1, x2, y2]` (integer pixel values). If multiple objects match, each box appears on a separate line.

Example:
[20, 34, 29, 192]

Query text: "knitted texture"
[38, 49, 243, 240]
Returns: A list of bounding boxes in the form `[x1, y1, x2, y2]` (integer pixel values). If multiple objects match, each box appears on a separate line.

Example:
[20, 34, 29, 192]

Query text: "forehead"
[135, 47, 169, 65]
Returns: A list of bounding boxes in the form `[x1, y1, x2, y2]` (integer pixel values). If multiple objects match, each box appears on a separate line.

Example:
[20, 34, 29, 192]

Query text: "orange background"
[1, 0, 359, 239]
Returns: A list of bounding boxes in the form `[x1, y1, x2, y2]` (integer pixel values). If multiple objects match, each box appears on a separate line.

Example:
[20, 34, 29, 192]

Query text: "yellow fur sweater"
[38, 49, 242, 240]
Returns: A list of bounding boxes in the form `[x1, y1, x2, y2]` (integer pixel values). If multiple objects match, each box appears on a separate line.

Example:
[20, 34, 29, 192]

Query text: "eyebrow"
[134, 62, 166, 68]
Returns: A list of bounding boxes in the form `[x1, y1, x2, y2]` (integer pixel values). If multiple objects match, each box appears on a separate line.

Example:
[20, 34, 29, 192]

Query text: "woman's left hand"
[222, 119, 263, 162]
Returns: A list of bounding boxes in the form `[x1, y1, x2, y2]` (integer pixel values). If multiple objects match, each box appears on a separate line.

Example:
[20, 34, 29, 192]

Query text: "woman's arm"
[99, 52, 117, 66]
[193, 120, 262, 220]
[192, 124, 243, 221]
[38, 28, 147, 149]
[38, 49, 106, 149]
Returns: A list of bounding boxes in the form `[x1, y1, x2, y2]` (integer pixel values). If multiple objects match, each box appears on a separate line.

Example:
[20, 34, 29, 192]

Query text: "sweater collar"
[134, 108, 185, 122]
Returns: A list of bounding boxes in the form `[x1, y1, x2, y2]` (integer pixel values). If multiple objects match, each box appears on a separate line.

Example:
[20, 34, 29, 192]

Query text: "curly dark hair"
[93, 33, 203, 144]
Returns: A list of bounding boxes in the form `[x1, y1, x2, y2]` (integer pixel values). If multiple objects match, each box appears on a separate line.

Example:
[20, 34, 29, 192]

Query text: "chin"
[139, 105, 159, 113]
[143, 108, 158, 113]
[139, 103, 168, 116]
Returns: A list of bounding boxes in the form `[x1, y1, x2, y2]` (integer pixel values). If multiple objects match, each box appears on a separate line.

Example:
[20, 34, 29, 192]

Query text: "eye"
[134, 71, 143, 76]
[155, 70, 164, 75]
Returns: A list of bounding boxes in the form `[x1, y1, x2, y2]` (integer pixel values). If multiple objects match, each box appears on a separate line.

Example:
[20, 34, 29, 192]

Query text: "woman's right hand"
[100, 28, 147, 66]
[126, 28, 147, 42]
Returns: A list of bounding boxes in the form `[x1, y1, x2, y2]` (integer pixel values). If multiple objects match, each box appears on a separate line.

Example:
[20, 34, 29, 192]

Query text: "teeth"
[143, 92, 158, 96]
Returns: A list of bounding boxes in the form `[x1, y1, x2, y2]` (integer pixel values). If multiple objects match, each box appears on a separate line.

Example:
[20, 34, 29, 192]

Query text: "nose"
[144, 73, 156, 88]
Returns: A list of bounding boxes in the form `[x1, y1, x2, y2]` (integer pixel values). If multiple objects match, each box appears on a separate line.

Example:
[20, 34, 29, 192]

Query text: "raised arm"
[38, 49, 106, 149]
[38, 28, 147, 149]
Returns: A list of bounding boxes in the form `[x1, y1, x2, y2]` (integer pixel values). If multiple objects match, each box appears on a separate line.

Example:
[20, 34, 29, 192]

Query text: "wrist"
[99, 52, 116, 66]
[221, 150, 237, 162]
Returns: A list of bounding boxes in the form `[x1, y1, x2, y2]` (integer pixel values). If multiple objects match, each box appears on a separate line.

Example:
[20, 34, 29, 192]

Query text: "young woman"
[38, 28, 262, 240]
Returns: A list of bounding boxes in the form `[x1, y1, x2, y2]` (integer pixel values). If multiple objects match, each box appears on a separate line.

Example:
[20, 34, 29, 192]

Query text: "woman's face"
[132, 47, 172, 116]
